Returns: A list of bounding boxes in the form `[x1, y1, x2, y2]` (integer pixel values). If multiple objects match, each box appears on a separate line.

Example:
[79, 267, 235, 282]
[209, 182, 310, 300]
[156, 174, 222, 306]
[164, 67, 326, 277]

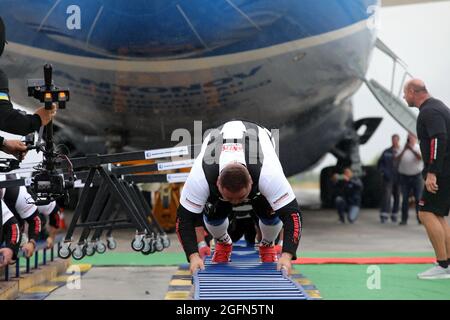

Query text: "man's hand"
[34, 103, 57, 126]
[1, 139, 27, 160]
[425, 173, 438, 194]
[189, 253, 205, 274]
[277, 252, 293, 275]
[22, 241, 36, 258]
[46, 226, 58, 249]
[0, 248, 14, 267]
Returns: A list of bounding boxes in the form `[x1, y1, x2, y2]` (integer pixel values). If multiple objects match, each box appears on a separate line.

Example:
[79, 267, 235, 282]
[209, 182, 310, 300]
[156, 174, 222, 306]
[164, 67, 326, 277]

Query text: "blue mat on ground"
[193, 241, 311, 300]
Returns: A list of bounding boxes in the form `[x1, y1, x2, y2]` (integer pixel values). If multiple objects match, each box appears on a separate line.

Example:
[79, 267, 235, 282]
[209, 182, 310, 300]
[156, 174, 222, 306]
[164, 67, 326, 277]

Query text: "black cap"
[0, 17, 5, 57]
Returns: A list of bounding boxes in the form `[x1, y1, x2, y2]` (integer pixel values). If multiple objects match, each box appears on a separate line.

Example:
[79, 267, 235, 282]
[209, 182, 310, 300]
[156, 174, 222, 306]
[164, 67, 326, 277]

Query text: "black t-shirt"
[0, 97, 42, 137]
[416, 97, 450, 176]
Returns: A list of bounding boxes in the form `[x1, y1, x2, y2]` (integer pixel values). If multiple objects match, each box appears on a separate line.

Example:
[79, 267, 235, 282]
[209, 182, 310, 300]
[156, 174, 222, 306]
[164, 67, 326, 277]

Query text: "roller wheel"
[162, 235, 170, 248]
[58, 243, 72, 259]
[141, 239, 153, 255]
[85, 243, 96, 257]
[96, 241, 107, 254]
[107, 238, 117, 250]
[72, 245, 86, 260]
[155, 238, 164, 252]
[131, 237, 145, 252]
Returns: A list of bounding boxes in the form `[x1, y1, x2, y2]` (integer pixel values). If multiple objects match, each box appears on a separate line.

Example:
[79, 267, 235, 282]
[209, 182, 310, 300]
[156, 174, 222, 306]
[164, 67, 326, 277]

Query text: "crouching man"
[176, 121, 302, 274]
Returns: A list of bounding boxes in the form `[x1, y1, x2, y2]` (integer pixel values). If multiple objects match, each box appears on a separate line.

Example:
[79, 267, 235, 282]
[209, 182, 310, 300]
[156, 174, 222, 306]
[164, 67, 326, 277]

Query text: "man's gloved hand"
[0, 248, 14, 267]
[1, 139, 27, 160]
[189, 253, 205, 274]
[34, 103, 57, 126]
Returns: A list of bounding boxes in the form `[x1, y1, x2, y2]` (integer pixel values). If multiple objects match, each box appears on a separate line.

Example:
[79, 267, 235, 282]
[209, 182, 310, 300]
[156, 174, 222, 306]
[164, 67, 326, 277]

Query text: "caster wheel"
[162, 235, 170, 248]
[72, 245, 86, 260]
[85, 243, 96, 256]
[131, 236, 145, 252]
[58, 243, 71, 259]
[107, 237, 117, 250]
[155, 238, 164, 252]
[141, 239, 153, 255]
[149, 240, 156, 254]
[96, 241, 107, 254]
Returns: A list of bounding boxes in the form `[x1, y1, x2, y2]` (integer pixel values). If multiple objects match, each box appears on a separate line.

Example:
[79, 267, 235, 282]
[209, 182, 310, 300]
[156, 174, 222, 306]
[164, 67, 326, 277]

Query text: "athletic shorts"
[419, 175, 450, 217]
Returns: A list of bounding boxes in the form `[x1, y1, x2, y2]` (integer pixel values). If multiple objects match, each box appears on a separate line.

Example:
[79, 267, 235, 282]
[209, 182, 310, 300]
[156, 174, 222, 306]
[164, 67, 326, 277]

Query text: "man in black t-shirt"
[404, 79, 450, 280]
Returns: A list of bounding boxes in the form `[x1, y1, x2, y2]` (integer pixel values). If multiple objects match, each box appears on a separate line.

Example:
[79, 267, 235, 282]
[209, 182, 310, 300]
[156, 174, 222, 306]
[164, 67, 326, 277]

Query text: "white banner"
[144, 146, 189, 160]
[157, 159, 194, 171]
[166, 173, 189, 183]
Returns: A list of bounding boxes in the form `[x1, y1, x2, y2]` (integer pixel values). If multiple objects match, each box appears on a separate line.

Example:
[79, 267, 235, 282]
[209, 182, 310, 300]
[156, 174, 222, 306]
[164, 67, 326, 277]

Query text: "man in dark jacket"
[332, 168, 363, 224]
[377, 134, 401, 224]
[0, 17, 56, 159]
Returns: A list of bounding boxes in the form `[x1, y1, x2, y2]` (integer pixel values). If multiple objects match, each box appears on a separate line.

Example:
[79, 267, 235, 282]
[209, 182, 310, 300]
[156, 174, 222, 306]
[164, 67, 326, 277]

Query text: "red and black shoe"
[259, 245, 278, 263]
[212, 242, 232, 263]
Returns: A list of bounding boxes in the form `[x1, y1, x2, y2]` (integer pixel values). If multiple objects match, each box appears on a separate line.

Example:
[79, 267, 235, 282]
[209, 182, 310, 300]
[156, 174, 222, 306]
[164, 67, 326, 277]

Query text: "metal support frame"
[0, 146, 192, 263]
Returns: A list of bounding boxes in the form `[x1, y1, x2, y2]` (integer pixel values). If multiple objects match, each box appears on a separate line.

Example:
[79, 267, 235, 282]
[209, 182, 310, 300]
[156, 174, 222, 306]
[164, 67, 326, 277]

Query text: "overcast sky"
[315, 0, 450, 171]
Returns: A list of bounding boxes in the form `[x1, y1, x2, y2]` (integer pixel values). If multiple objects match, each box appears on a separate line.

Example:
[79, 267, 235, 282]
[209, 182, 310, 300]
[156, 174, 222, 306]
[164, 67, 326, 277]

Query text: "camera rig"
[0, 64, 199, 259]
[0, 64, 75, 205]
[25, 64, 73, 205]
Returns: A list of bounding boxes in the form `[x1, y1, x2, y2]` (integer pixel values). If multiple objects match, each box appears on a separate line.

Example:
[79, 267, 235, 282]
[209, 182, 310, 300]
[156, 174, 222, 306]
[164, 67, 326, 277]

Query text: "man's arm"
[176, 205, 203, 260]
[275, 199, 302, 274]
[395, 147, 406, 162]
[411, 147, 422, 161]
[423, 110, 447, 175]
[275, 199, 302, 259]
[176, 205, 205, 273]
[0, 100, 42, 135]
[2, 216, 21, 262]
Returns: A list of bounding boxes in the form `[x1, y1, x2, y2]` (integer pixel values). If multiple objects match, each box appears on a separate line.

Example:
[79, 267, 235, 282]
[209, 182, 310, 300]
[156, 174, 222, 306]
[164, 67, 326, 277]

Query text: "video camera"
[27, 64, 69, 109]
[27, 64, 74, 205]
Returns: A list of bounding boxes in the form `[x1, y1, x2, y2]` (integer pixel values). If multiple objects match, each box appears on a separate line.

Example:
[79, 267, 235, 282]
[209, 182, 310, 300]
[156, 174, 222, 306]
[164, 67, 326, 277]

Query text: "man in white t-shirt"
[396, 133, 424, 225]
[176, 121, 302, 274]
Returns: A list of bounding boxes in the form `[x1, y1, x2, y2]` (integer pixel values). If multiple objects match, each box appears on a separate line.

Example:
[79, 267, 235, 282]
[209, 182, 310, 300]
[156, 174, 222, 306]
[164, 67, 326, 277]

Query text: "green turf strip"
[71, 252, 186, 266]
[296, 264, 450, 300]
[297, 252, 434, 258]
[70, 251, 434, 266]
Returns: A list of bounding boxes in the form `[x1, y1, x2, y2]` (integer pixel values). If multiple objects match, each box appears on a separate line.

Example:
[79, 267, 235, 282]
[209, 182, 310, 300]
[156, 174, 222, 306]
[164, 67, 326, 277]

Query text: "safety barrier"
[1, 234, 64, 281]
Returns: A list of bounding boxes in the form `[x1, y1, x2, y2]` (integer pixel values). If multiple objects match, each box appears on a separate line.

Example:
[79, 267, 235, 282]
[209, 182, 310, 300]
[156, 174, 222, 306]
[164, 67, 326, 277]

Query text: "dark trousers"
[399, 173, 423, 223]
[380, 178, 400, 218]
[335, 196, 360, 223]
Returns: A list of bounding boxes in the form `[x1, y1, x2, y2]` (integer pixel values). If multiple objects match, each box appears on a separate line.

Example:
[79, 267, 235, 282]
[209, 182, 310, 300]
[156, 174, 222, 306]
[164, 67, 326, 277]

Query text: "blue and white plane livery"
[0, 0, 422, 176]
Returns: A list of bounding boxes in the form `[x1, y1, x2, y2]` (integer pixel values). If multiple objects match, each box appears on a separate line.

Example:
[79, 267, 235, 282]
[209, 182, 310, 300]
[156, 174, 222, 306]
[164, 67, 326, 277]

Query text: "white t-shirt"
[180, 121, 296, 214]
[0, 174, 37, 219]
[2, 200, 14, 225]
[398, 144, 424, 176]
